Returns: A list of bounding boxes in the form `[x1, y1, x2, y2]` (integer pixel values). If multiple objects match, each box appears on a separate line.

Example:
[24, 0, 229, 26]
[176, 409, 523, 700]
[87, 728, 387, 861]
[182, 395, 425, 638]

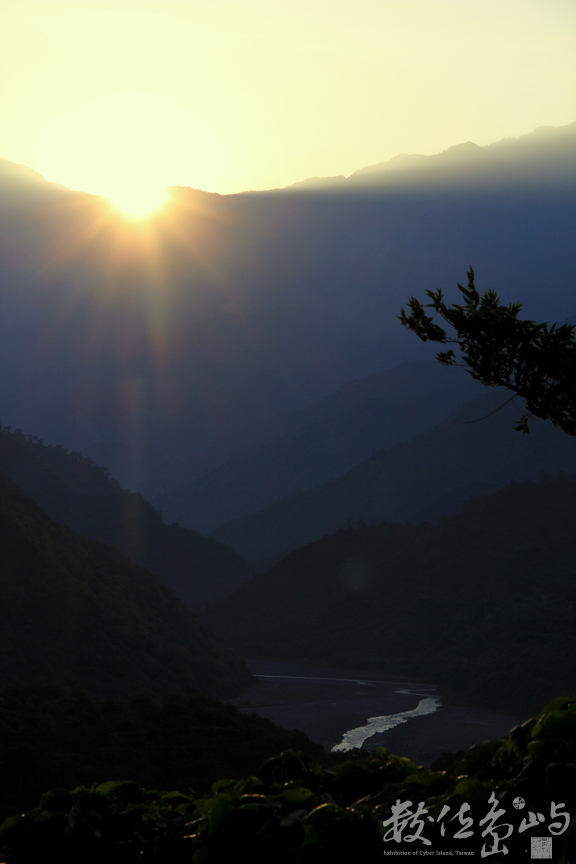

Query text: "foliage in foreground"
[3, 698, 576, 862]
[0, 688, 324, 823]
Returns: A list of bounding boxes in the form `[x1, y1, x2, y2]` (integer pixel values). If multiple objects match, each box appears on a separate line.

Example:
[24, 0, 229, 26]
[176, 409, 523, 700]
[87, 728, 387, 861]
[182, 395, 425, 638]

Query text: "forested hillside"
[0, 425, 252, 605]
[209, 475, 576, 715]
[0, 471, 249, 698]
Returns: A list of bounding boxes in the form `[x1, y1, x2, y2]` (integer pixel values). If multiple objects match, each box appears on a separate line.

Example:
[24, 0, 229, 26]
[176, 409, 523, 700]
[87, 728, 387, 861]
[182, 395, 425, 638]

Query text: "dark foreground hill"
[212, 389, 576, 568]
[0, 472, 249, 699]
[209, 476, 576, 716]
[0, 425, 252, 606]
[0, 688, 324, 824]
[2, 696, 576, 862]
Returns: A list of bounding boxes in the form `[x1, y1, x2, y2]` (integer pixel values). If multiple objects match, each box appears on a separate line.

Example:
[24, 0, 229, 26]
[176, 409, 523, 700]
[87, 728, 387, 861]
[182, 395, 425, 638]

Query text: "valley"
[0, 120, 575, 860]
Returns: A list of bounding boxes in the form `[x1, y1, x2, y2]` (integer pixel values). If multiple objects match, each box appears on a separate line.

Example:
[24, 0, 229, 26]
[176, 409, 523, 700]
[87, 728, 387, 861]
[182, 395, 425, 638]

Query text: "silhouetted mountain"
[211, 390, 576, 568]
[0, 472, 250, 699]
[0, 157, 68, 195]
[157, 359, 483, 533]
[0, 122, 574, 498]
[336, 123, 576, 188]
[209, 476, 576, 715]
[0, 688, 323, 822]
[0, 425, 252, 606]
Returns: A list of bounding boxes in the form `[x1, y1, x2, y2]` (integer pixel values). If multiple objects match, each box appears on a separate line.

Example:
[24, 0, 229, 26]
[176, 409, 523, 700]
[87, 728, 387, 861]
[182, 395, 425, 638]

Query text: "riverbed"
[229, 659, 520, 766]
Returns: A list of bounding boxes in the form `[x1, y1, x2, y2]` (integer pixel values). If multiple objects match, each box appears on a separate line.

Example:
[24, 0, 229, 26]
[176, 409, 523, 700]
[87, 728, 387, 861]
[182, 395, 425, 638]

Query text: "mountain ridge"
[157, 359, 484, 533]
[1, 120, 574, 500]
[0, 471, 250, 699]
[211, 389, 576, 568]
[0, 425, 253, 606]
[285, 121, 576, 190]
[3, 120, 574, 199]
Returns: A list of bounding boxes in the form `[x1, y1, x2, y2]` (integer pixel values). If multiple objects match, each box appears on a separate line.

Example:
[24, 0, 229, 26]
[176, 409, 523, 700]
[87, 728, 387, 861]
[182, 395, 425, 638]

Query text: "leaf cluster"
[399, 268, 576, 435]
[3, 698, 576, 861]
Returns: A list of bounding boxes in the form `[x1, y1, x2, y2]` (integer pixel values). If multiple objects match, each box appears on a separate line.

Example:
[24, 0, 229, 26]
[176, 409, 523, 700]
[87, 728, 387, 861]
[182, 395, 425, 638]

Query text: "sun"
[32, 92, 225, 209]
[109, 183, 168, 219]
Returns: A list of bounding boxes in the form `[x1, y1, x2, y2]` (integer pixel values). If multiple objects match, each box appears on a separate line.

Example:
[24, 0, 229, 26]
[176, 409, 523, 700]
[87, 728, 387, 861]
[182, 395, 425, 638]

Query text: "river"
[229, 659, 520, 765]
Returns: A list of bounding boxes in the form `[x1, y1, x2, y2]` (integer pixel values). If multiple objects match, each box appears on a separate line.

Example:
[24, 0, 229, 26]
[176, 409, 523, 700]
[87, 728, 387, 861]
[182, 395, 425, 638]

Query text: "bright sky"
[1, 0, 574, 211]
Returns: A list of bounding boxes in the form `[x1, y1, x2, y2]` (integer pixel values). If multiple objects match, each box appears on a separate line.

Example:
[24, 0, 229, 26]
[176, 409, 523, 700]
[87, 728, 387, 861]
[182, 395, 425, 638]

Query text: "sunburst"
[108, 184, 167, 219]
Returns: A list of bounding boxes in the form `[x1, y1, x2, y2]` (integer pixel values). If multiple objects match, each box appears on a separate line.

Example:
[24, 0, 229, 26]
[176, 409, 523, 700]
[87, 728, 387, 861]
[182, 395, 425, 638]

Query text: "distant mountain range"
[211, 388, 576, 569]
[287, 122, 576, 190]
[0, 122, 575, 500]
[156, 359, 484, 533]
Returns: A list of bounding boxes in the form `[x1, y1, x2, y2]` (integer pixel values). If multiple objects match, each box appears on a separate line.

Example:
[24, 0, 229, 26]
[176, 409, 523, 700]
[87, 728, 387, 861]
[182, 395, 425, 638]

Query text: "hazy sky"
[1, 0, 574, 201]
